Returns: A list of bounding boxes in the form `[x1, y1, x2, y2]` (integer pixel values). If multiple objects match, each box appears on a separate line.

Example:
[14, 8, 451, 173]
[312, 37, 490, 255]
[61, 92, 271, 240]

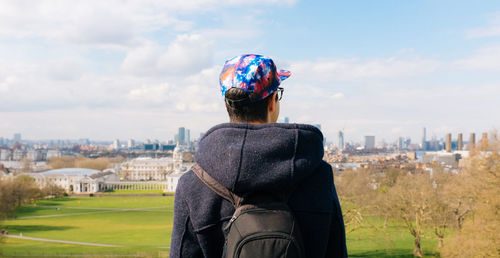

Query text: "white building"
[26, 150, 43, 161]
[13, 149, 24, 161]
[102, 164, 192, 193]
[120, 157, 176, 181]
[46, 150, 62, 159]
[25, 168, 119, 193]
[127, 139, 135, 149]
[1, 149, 11, 160]
[112, 139, 120, 150]
[166, 166, 192, 192]
[120, 144, 194, 181]
[422, 150, 469, 168]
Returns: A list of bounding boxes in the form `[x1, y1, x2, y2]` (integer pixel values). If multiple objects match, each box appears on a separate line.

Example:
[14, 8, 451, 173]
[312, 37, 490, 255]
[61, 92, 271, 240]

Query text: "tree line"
[0, 175, 65, 224]
[335, 148, 499, 257]
[48, 155, 123, 171]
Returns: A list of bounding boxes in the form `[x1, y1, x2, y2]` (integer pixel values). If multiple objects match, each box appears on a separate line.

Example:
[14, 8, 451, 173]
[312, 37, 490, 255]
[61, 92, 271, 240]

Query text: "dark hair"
[224, 88, 276, 123]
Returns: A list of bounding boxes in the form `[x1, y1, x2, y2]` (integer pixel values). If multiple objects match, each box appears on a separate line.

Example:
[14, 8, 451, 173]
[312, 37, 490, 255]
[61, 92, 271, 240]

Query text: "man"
[170, 54, 347, 257]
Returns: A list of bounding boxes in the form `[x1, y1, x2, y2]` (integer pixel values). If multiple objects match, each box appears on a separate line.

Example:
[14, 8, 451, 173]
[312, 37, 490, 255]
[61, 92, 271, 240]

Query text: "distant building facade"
[364, 136, 375, 149]
[25, 168, 120, 193]
[120, 157, 175, 181]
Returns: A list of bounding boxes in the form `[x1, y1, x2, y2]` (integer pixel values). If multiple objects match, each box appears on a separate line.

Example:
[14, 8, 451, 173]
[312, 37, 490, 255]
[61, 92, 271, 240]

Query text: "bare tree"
[441, 150, 500, 257]
[427, 168, 454, 248]
[335, 168, 375, 234]
[386, 172, 435, 257]
[42, 182, 66, 198]
[48, 156, 77, 169]
[75, 156, 111, 171]
[48, 155, 112, 171]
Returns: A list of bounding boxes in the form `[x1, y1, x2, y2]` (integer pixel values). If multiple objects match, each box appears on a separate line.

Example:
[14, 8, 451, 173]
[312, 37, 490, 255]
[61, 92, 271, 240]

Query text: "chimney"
[446, 133, 452, 152]
[469, 133, 476, 150]
[481, 132, 488, 151]
[457, 133, 463, 151]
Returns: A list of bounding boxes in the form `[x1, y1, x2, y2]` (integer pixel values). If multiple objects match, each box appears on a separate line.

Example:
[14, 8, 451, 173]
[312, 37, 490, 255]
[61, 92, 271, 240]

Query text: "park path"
[4, 234, 170, 249]
[4, 234, 124, 247]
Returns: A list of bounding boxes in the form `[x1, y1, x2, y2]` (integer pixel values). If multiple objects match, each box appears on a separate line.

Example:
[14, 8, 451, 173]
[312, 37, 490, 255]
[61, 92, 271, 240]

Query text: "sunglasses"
[276, 87, 284, 101]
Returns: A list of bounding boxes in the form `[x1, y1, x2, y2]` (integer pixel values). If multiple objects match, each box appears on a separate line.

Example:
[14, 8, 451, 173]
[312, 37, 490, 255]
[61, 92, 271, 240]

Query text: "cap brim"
[278, 69, 291, 82]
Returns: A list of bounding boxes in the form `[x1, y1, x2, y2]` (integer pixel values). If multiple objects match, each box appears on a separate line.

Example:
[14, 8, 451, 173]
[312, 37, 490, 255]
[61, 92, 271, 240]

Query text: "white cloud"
[466, 26, 500, 38]
[465, 12, 500, 38]
[125, 66, 223, 112]
[454, 45, 500, 71]
[127, 83, 172, 104]
[47, 60, 84, 81]
[288, 56, 440, 82]
[330, 93, 345, 99]
[121, 34, 214, 77]
[0, 76, 16, 92]
[0, 0, 294, 47]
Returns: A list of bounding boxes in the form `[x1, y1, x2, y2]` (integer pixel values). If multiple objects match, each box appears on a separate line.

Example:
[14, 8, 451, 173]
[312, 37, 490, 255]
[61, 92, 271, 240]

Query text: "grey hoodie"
[170, 123, 347, 257]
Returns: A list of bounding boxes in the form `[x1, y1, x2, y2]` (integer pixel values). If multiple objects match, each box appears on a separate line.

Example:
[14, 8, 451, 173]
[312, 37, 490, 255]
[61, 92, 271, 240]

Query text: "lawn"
[347, 217, 441, 257]
[1, 196, 442, 257]
[1, 196, 174, 257]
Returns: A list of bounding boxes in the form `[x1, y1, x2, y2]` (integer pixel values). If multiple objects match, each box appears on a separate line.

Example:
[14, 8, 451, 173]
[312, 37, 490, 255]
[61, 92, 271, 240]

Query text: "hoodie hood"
[195, 123, 324, 196]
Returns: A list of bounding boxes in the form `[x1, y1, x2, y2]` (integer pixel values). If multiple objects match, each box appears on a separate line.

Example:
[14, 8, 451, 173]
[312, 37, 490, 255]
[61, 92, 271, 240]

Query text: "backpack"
[192, 163, 305, 258]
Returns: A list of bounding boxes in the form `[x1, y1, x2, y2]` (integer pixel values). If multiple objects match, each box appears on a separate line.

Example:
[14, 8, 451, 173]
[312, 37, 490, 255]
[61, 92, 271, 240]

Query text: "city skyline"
[0, 127, 493, 148]
[0, 1, 499, 142]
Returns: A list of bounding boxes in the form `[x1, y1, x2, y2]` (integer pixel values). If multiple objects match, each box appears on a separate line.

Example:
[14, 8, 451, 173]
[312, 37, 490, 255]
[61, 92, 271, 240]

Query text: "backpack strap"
[191, 163, 243, 207]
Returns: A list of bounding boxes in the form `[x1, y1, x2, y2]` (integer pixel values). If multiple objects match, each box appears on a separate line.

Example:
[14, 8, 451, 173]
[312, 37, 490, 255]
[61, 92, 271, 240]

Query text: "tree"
[48, 156, 76, 169]
[427, 168, 454, 248]
[42, 183, 66, 198]
[0, 175, 42, 220]
[48, 155, 112, 171]
[334, 168, 375, 234]
[441, 151, 500, 257]
[386, 172, 435, 257]
[75, 156, 110, 171]
[19, 157, 33, 173]
[372, 167, 404, 228]
[10, 175, 42, 207]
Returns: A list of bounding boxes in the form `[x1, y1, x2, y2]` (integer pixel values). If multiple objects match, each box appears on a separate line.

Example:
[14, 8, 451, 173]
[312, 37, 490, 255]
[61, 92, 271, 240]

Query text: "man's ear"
[268, 92, 276, 113]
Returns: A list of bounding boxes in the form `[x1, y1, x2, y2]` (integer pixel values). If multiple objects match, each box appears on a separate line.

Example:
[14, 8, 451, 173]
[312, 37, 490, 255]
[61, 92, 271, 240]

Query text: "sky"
[1, 0, 499, 144]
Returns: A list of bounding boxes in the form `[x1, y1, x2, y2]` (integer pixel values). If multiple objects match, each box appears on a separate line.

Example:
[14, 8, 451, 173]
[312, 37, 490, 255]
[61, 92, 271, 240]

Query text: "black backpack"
[192, 163, 305, 258]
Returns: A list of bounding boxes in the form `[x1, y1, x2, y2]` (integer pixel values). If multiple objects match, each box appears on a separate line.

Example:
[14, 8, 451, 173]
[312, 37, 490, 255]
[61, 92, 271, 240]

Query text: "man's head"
[219, 54, 290, 124]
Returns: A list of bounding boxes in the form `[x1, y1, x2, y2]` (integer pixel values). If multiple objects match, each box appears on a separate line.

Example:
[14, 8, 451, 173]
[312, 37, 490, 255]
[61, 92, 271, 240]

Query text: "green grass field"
[0, 196, 441, 257]
[102, 189, 168, 194]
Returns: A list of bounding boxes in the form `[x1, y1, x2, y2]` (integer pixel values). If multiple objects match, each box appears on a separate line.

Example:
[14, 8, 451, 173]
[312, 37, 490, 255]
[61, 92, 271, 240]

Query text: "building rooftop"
[40, 168, 101, 176]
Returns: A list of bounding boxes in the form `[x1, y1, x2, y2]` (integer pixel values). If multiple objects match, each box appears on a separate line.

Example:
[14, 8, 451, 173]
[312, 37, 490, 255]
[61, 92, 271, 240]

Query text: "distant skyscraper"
[457, 133, 463, 151]
[338, 131, 344, 150]
[186, 129, 191, 145]
[113, 139, 120, 150]
[284, 117, 290, 123]
[364, 136, 375, 149]
[13, 133, 21, 142]
[128, 139, 135, 148]
[445, 133, 452, 152]
[0, 137, 4, 146]
[398, 137, 404, 150]
[178, 127, 186, 145]
[422, 127, 426, 150]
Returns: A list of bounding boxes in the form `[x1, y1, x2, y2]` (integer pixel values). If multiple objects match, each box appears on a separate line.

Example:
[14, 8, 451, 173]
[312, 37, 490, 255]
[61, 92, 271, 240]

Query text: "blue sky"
[0, 0, 499, 144]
